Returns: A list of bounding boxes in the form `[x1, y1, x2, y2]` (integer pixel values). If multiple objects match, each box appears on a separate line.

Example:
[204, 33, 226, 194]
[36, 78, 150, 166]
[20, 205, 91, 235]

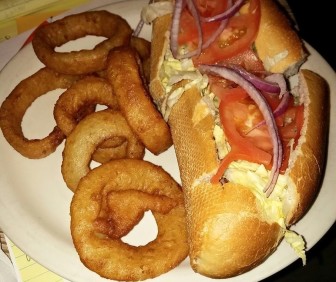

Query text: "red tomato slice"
[211, 87, 272, 183]
[178, 0, 228, 46]
[195, 0, 229, 17]
[193, 0, 261, 65]
[211, 85, 304, 183]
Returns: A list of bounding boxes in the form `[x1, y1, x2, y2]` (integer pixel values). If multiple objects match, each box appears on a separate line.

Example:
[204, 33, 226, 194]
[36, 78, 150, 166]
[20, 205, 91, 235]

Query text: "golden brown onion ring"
[61, 109, 145, 192]
[106, 47, 173, 155]
[70, 159, 189, 281]
[92, 141, 128, 164]
[95, 36, 151, 81]
[54, 75, 125, 163]
[54, 76, 119, 136]
[130, 36, 151, 84]
[0, 67, 80, 159]
[130, 36, 151, 62]
[32, 10, 132, 75]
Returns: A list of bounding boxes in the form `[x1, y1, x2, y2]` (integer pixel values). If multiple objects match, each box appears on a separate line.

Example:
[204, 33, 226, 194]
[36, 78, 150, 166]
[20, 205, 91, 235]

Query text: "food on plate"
[130, 36, 152, 82]
[131, 36, 151, 63]
[70, 159, 189, 281]
[53, 75, 125, 163]
[54, 76, 119, 137]
[147, 0, 329, 278]
[95, 35, 151, 82]
[61, 109, 145, 192]
[91, 140, 129, 164]
[32, 10, 132, 75]
[0, 6, 192, 281]
[0, 67, 80, 159]
[106, 46, 173, 155]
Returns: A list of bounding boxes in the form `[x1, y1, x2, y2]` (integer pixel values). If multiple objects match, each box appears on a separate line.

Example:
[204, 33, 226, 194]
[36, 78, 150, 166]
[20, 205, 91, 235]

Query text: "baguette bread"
[148, 0, 329, 278]
[167, 70, 328, 277]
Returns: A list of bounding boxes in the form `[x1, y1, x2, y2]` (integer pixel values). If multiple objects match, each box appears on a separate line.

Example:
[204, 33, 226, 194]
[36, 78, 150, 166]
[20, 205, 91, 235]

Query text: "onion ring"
[106, 46, 173, 155]
[61, 109, 145, 192]
[54, 76, 119, 136]
[70, 159, 189, 281]
[0, 67, 80, 159]
[54, 75, 127, 163]
[32, 10, 132, 75]
[92, 141, 128, 164]
[130, 36, 151, 83]
[95, 36, 151, 82]
[130, 36, 151, 62]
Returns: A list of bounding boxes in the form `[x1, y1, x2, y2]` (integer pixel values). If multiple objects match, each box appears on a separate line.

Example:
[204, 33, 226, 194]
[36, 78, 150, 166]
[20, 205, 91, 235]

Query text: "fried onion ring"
[95, 36, 151, 81]
[130, 36, 151, 83]
[54, 76, 119, 136]
[70, 159, 189, 281]
[92, 141, 128, 164]
[54, 75, 126, 163]
[32, 10, 132, 75]
[0, 67, 80, 159]
[62, 109, 145, 192]
[130, 36, 151, 62]
[106, 47, 173, 155]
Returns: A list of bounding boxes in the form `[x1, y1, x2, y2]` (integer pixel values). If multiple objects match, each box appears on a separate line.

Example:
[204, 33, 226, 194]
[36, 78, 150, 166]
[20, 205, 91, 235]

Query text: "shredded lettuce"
[224, 161, 306, 263]
[160, 49, 209, 120]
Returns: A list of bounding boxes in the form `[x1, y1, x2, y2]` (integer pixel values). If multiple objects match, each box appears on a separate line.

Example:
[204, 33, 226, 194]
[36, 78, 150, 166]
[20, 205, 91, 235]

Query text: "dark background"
[263, 1, 336, 282]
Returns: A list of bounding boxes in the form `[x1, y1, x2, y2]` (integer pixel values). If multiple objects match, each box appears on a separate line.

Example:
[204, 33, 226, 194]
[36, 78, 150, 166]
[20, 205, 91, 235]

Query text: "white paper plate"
[0, 1, 335, 281]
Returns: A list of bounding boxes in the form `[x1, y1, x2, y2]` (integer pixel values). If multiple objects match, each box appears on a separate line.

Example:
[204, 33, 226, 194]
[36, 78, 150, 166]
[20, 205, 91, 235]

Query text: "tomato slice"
[211, 85, 304, 183]
[211, 87, 272, 183]
[195, 0, 229, 17]
[178, 0, 261, 65]
[178, 0, 229, 47]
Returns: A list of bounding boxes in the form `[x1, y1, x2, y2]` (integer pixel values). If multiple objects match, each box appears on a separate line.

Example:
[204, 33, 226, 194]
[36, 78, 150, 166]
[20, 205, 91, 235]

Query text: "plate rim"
[0, 1, 335, 281]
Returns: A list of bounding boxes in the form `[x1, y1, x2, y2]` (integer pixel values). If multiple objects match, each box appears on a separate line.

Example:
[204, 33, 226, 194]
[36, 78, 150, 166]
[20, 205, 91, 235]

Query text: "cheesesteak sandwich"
[144, 0, 330, 278]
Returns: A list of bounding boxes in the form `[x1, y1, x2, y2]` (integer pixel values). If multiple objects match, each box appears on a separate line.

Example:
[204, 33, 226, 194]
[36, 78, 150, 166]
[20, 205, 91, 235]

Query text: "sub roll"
[147, 0, 329, 278]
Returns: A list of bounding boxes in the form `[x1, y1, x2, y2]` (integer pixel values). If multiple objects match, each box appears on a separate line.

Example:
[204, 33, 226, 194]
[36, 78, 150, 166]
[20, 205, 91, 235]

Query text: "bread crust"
[149, 13, 172, 105]
[254, 0, 307, 75]
[284, 70, 329, 224]
[149, 0, 329, 278]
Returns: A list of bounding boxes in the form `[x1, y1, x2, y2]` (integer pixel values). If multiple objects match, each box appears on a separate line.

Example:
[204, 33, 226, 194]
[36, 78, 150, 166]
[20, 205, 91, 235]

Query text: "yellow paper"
[8, 239, 71, 282]
[0, 0, 58, 22]
[0, 0, 89, 42]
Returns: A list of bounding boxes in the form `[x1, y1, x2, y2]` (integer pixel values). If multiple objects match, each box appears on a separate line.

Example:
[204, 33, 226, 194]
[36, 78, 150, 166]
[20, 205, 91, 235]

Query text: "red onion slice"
[171, 0, 203, 59]
[199, 64, 283, 196]
[183, 0, 203, 58]
[133, 0, 154, 36]
[170, 0, 237, 59]
[201, 0, 232, 50]
[246, 91, 290, 133]
[133, 19, 144, 36]
[170, 0, 185, 58]
[265, 73, 287, 97]
[226, 64, 281, 93]
[201, 0, 245, 22]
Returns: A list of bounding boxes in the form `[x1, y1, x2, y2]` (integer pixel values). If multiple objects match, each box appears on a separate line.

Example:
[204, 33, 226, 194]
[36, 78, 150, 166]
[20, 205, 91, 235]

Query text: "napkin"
[0, 249, 17, 282]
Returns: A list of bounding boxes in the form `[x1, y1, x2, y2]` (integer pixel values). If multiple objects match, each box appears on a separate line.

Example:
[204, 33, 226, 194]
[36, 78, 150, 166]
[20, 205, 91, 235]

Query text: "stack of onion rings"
[32, 10, 133, 75]
[0, 67, 80, 159]
[70, 159, 189, 281]
[0, 8, 184, 281]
